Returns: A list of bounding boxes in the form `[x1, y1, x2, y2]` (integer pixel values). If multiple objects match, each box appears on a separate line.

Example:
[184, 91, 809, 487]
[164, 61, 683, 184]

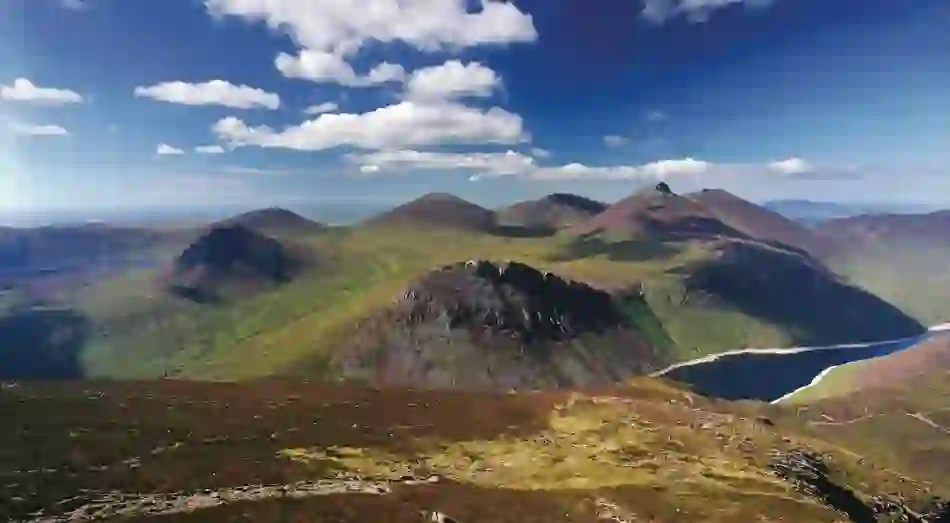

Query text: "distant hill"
[215, 207, 325, 234]
[495, 193, 607, 230]
[164, 224, 308, 302]
[688, 189, 835, 258]
[575, 185, 747, 241]
[0, 224, 173, 276]
[764, 199, 939, 225]
[816, 210, 950, 250]
[364, 192, 496, 231]
[327, 260, 668, 390]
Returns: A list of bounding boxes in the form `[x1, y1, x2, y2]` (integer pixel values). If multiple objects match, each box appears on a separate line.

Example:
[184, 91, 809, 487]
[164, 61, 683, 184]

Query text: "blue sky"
[2, 0, 949, 215]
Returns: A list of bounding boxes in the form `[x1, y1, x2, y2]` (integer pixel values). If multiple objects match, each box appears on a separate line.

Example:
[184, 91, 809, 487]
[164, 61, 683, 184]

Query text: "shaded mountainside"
[0, 224, 181, 276]
[495, 193, 607, 230]
[216, 207, 325, 234]
[576, 185, 748, 241]
[364, 192, 496, 232]
[164, 225, 310, 303]
[0, 307, 91, 379]
[4, 378, 950, 523]
[683, 240, 925, 345]
[326, 260, 668, 390]
[815, 211, 950, 325]
[689, 189, 835, 258]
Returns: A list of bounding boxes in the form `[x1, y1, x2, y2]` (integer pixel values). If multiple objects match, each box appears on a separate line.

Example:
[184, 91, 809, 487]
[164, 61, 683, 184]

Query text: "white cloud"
[404, 60, 500, 102]
[58, 0, 89, 10]
[303, 102, 340, 115]
[9, 123, 70, 136]
[195, 145, 226, 154]
[214, 101, 527, 151]
[531, 147, 552, 159]
[604, 135, 630, 148]
[203, 0, 537, 55]
[769, 157, 813, 175]
[221, 166, 289, 175]
[276, 50, 405, 86]
[133, 80, 280, 109]
[642, 0, 775, 23]
[349, 149, 537, 176]
[346, 149, 714, 181]
[156, 143, 185, 155]
[646, 110, 667, 122]
[527, 158, 711, 181]
[1, 78, 83, 105]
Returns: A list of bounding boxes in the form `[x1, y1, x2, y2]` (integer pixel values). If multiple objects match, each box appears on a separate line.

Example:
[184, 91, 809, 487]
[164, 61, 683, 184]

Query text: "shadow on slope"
[683, 241, 925, 346]
[164, 225, 309, 303]
[0, 308, 91, 379]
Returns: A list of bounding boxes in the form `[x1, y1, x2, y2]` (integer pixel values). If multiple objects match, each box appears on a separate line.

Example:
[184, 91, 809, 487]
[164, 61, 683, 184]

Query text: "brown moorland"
[688, 189, 836, 258]
[3, 377, 950, 523]
[495, 193, 608, 230]
[364, 193, 496, 232]
[215, 207, 325, 234]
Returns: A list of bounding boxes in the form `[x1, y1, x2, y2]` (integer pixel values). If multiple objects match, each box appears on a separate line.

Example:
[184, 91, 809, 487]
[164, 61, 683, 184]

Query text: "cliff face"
[331, 260, 665, 390]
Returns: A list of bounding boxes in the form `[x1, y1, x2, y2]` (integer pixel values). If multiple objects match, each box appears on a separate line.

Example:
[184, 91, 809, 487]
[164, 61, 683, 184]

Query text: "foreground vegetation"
[2, 377, 945, 523]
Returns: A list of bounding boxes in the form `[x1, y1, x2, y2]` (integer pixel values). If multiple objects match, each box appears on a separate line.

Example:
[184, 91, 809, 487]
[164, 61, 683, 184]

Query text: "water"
[657, 332, 936, 402]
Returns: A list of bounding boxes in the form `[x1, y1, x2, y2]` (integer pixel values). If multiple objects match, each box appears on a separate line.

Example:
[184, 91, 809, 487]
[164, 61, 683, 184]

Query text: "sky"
[1, 0, 949, 216]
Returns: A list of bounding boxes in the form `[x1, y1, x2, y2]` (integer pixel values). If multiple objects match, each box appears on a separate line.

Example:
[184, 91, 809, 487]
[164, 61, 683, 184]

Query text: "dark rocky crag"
[330, 260, 664, 390]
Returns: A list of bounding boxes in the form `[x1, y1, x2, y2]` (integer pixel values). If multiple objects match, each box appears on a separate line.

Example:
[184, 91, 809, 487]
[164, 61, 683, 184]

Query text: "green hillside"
[59, 225, 793, 380]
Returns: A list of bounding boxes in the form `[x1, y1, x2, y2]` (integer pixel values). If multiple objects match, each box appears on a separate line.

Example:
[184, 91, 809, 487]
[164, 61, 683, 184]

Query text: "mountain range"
[3, 185, 950, 523]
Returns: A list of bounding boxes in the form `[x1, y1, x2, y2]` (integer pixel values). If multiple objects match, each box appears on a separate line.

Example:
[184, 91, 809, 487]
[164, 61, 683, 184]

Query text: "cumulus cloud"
[404, 60, 500, 102]
[349, 149, 537, 176]
[203, 0, 537, 55]
[531, 147, 552, 159]
[646, 110, 667, 122]
[156, 143, 185, 155]
[769, 157, 813, 175]
[276, 50, 406, 86]
[214, 101, 527, 151]
[604, 135, 630, 148]
[195, 145, 225, 154]
[303, 102, 340, 115]
[642, 0, 774, 23]
[134, 80, 280, 109]
[9, 123, 70, 136]
[347, 148, 712, 181]
[58, 0, 89, 10]
[1, 78, 83, 105]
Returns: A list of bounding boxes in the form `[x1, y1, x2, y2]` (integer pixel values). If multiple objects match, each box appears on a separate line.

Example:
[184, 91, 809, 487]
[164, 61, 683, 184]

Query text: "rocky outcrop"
[331, 260, 664, 390]
[394, 260, 626, 343]
[770, 449, 950, 523]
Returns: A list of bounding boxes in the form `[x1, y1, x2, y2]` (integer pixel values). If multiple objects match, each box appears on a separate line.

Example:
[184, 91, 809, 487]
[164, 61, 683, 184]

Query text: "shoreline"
[770, 364, 841, 404]
[649, 330, 929, 378]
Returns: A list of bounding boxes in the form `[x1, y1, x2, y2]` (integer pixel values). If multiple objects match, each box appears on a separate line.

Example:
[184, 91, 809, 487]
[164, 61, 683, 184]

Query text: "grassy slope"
[73, 226, 792, 380]
[1, 377, 940, 523]
[794, 370, 950, 493]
